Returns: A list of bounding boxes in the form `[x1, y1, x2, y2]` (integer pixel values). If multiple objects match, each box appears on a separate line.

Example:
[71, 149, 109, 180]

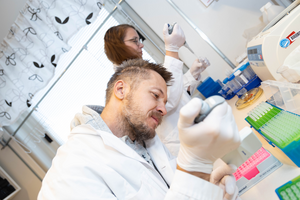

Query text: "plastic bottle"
[225, 69, 233, 77]
[219, 78, 234, 99]
[240, 62, 256, 81]
[234, 70, 248, 85]
[260, 2, 285, 25]
[227, 74, 247, 97]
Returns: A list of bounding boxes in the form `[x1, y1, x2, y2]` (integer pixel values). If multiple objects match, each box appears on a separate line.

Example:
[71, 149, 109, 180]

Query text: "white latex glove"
[163, 23, 185, 52]
[190, 57, 210, 80]
[210, 163, 241, 200]
[177, 98, 241, 174]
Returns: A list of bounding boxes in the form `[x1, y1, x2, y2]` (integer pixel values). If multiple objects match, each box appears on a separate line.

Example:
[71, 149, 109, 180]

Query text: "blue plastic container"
[245, 102, 300, 167]
[218, 78, 235, 100]
[197, 77, 222, 98]
[240, 62, 256, 81]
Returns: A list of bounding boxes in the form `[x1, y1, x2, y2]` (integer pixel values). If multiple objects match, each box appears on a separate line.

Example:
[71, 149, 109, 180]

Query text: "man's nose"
[157, 102, 167, 116]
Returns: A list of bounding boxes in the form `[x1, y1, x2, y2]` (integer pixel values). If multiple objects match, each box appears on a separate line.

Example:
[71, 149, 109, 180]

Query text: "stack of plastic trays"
[245, 102, 300, 167]
[275, 175, 300, 200]
[261, 80, 300, 115]
[233, 147, 282, 195]
[246, 102, 281, 130]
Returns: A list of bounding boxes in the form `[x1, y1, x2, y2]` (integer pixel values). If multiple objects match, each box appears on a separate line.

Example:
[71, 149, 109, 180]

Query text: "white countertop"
[226, 94, 300, 200]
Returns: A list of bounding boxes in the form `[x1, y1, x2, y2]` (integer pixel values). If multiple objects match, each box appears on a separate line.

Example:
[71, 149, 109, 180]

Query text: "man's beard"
[120, 93, 162, 143]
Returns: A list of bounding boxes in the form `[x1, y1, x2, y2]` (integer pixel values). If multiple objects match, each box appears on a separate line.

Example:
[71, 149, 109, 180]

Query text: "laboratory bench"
[226, 94, 300, 200]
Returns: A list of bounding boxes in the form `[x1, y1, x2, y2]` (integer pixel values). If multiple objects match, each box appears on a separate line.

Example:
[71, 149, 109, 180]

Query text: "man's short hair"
[105, 59, 173, 105]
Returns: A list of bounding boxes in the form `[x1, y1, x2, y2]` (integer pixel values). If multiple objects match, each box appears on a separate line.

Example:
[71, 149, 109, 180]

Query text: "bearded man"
[38, 59, 241, 200]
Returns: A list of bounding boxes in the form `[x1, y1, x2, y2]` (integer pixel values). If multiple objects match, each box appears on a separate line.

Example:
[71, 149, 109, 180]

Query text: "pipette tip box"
[275, 175, 300, 200]
[233, 147, 282, 195]
[245, 102, 300, 167]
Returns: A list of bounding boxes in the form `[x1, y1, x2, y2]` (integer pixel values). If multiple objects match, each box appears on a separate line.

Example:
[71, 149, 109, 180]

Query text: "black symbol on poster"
[55, 16, 69, 25]
[0, 112, 11, 120]
[51, 55, 57, 67]
[29, 74, 43, 82]
[5, 100, 12, 107]
[33, 62, 44, 68]
[27, 99, 32, 107]
[27, 6, 42, 21]
[85, 13, 93, 25]
[5, 53, 16, 66]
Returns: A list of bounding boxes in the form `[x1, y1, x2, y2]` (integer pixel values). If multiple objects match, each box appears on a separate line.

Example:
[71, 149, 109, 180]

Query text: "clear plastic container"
[219, 78, 233, 98]
[240, 62, 256, 81]
[228, 74, 247, 96]
[261, 80, 300, 115]
[260, 2, 285, 25]
[234, 70, 248, 85]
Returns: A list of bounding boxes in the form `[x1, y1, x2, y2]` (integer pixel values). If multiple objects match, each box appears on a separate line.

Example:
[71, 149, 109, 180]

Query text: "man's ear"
[114, 80, 128, 100]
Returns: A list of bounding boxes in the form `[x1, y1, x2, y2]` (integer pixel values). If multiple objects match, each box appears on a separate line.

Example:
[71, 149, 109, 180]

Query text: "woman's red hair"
[104, 24, 141, 65]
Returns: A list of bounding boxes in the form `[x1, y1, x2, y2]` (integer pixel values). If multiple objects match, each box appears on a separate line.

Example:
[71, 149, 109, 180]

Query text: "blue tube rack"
[245, 102, 300, 167]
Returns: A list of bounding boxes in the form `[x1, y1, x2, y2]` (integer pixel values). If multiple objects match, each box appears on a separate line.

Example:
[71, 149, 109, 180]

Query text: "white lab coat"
[156, 56, 200, 156]
[38, 106, 223, 199]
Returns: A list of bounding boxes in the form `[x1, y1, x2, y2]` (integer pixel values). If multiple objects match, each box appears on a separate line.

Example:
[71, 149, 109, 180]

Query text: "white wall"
[126, 0, 288, 81]
[0, 0, 27, 41]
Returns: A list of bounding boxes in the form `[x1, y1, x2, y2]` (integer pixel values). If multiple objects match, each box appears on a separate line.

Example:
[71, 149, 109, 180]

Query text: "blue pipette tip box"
[275, 175, 300, 200]
[245, 102, 300, 167]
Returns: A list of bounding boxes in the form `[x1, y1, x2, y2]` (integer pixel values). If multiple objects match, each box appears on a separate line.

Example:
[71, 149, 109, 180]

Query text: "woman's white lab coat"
[38, 107, 223, 199]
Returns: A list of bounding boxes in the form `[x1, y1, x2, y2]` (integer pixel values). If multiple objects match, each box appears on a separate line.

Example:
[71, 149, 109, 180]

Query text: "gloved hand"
[210, 163, 241, 200]
[163, 23, 186, 52]
[190, 57, 210, 81]
[177, 97, 241, 174]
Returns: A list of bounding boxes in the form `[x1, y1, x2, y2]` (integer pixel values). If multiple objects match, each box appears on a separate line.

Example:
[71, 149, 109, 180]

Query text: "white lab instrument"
[247, 0, 300, 81]
[277, 44, 300, 82]
[194, 96, 262, 168]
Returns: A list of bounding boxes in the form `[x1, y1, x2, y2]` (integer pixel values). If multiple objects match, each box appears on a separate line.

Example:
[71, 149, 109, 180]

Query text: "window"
[30, 4, 159, 143]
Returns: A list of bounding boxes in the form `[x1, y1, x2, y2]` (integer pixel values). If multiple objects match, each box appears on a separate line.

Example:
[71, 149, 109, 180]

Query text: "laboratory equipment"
[194, 95, 225, 123]
[235, 87, 263, 110]
[167, 22, 196, 56]
[239, 62, 256, 82]
[233, 147, 282, 195]
[277, 44, 300, 83]
[246, 102, 300, 167]
[218, 78, 235, 100]
[275, 174, 300, 200]
[227, 74, 247, 98]
[194, 96, 263, 168]
[261, 80, 300, 115]
[247, 0, 300, 81]
[260, 2, 285, 25]
[196, 77, 223, 98]
[234, 70, 247, 85]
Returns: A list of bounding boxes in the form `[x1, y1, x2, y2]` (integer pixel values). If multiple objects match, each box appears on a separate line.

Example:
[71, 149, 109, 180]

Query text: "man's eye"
[153, 93, 158, 98]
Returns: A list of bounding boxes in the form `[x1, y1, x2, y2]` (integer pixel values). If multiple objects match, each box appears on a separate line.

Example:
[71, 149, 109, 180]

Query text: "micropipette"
[194, 95, 262, 168]
[167, 22, 196, 55]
